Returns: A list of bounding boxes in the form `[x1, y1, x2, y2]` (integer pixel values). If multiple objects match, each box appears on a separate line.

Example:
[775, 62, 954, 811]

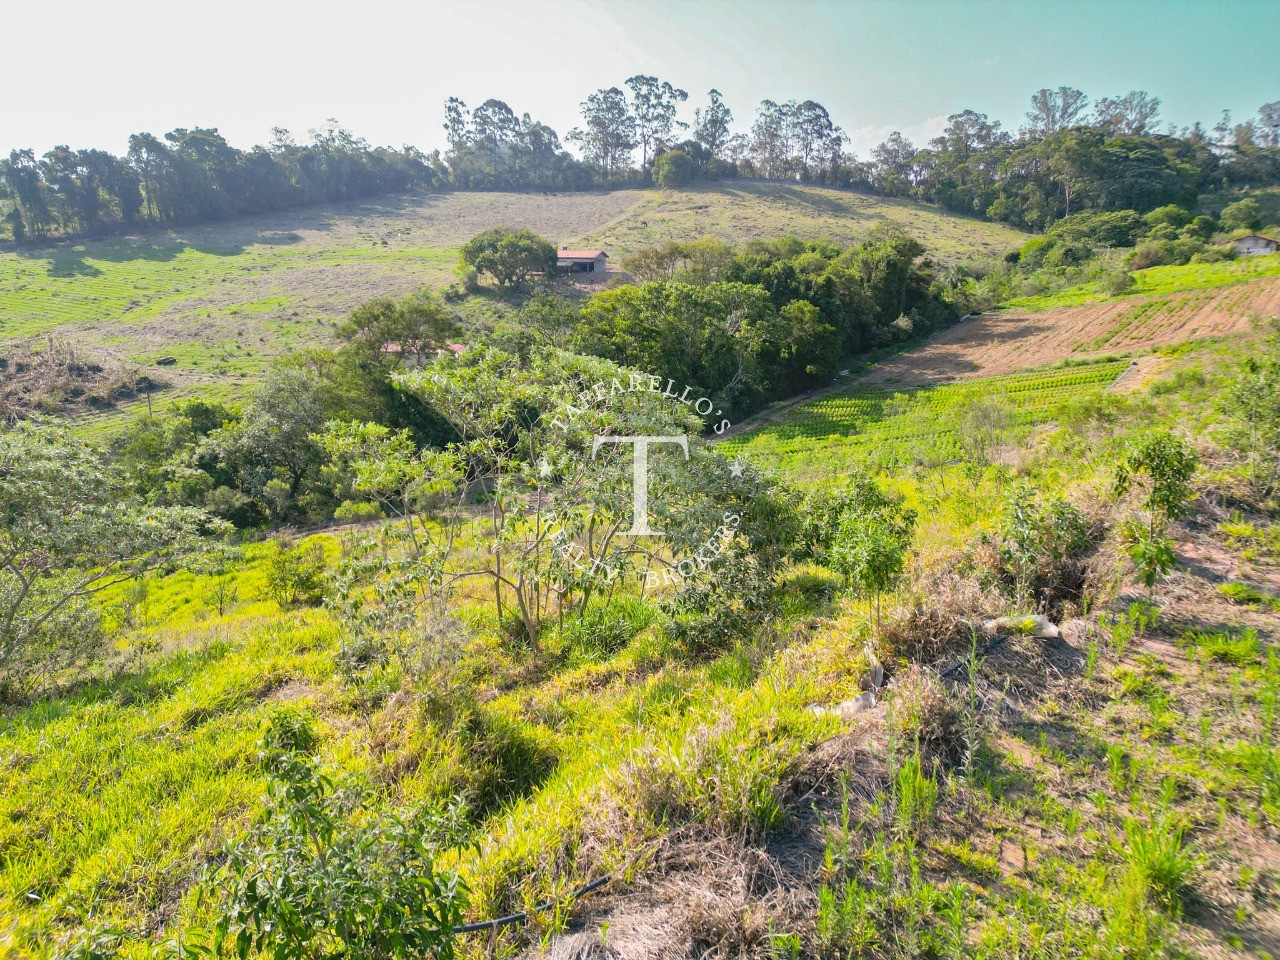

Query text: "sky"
[4, 0, 1278, 159]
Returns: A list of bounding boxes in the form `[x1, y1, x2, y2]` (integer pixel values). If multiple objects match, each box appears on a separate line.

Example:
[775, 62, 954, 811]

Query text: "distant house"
[379, 341, 466, 368]
[1230, 233, 1280, 256]
[556, 248, 608, 274]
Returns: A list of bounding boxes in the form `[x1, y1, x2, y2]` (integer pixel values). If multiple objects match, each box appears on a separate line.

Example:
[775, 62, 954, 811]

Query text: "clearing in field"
[0, 183, 1024, 414]
[862, 255, 1280, 389]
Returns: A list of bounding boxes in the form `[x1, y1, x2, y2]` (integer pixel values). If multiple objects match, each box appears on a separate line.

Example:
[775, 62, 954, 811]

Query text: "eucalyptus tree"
[1091, 91, 1162, 136]
[626, 75, 688, 168]
[693, 89, 734, 158]
[1024, 86, 1090, 137]
[568, 87, 637, 178]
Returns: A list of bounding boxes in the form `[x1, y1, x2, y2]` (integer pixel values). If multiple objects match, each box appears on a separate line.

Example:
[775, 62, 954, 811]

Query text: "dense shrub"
[986, 482, 1096, 613]
[213, 757, 469, 960]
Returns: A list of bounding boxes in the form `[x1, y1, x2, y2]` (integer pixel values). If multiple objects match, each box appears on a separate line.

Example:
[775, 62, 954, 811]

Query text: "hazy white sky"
[5, 0, 1278, 159]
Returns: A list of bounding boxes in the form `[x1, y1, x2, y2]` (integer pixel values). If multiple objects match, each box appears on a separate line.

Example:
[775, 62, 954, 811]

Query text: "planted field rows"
[722, 360, 1129, 479]
[860, 266, 1280, 389]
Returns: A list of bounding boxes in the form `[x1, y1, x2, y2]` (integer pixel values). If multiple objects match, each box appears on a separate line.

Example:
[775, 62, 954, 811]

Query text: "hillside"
[4, 334, 1279, 959]
[863, 282, 1280, 391]
[0, 184, 1023, 413]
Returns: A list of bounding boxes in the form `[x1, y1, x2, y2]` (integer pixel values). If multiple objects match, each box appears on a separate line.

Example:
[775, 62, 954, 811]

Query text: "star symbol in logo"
[729, 458, 746, 478]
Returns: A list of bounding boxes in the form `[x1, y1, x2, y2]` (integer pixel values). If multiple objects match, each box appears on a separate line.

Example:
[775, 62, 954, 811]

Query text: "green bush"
[1101, 269, 1136, 296]
[262, 707, 319, 759]
[1126, 237, 1205, 270]
[1221, 198, 1263, 233]
[264, 540, 328, 609]
[653, 149, 695, 188]
[213, 757, 468, 960]
[991, 481, 1094, 611]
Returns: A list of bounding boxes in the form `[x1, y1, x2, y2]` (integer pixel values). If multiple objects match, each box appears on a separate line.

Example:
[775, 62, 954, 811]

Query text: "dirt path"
[718, 276, 1279, 441]
[861, 276, 1280, 390]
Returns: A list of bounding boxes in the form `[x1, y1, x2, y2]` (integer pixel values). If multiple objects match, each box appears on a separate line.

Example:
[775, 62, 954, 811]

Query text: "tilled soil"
[861, 276, 1280, 389]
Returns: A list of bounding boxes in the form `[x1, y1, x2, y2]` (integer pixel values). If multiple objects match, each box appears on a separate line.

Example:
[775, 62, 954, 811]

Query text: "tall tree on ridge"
[569, 87, 637, 178]
[1092, 91, 1162, 136]
[694, 89, 734, 158]
[1024, 86, 1090, 137]
[626, 75, 688, 168]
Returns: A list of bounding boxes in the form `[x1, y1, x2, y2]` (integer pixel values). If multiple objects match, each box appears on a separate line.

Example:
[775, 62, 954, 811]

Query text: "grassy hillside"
[0, 184, 1024, 418]
[1004, 252, 1280, 313]
[4, 332, 1279, 958]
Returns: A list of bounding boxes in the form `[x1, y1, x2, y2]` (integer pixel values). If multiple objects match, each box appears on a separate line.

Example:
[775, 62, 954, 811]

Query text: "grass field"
[0, 184, 1024, 420]
[721, 359, 1130, 482]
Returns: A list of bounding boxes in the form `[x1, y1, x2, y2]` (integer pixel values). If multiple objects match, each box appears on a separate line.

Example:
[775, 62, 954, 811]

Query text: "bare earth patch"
[862, 275, 1280, 389]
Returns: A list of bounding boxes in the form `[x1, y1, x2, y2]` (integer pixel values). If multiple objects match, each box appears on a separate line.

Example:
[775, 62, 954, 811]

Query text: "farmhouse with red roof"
[556, 247, 608, 274]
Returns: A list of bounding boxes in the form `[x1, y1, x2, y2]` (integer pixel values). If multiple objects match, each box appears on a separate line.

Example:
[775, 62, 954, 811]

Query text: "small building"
[1230, 233, 1280, 256]
[556, 248, 608, 274]
[379, 341, 466, 368]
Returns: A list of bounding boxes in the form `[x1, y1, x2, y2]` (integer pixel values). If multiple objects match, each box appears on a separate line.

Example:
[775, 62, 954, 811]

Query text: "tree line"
[1, 123, 444, 243]
[4, 83, 1279, 243]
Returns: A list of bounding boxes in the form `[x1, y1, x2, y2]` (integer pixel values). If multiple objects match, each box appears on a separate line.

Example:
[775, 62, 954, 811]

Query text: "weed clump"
[877, 561, 1000, 664]
[1122, 813, 1200, 914]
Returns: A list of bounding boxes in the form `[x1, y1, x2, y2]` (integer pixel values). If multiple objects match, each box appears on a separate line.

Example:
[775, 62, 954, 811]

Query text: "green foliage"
[458, 227, 556, 291]
[264, 540, 328, 610]
[0, 420, 220, 698]
[1221, 197, 1264, 232]
[213, 756, 469, 960]
[724, 360, 1128, 480]
[1218, 581, 1280, 612]
[319, 421, 463, 543]
[653, 149, 695, 188]
[559, 597, 657, 664]
[1101, 600, 1160, 655]
[816, 880, 879, 958]
[1123, 528, 1177, 593]
[1003, 252, 1280, 313]
[574, 279, 780, 418]
[262, 707, 320, 758]
[1221, 337, 1280, 503]
[824, 474, 916, 625]
[1113, 430, 1196, 594]
[1101, 269, 1136, 295]
[1114, 430, 1198, 534]
[892, 752, 939, 841]
[1182, 627, 1262, 666]
[1125, 236, 1208, 270]
[992, 482, 1093, 610]
[576, 232, 959, 418]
